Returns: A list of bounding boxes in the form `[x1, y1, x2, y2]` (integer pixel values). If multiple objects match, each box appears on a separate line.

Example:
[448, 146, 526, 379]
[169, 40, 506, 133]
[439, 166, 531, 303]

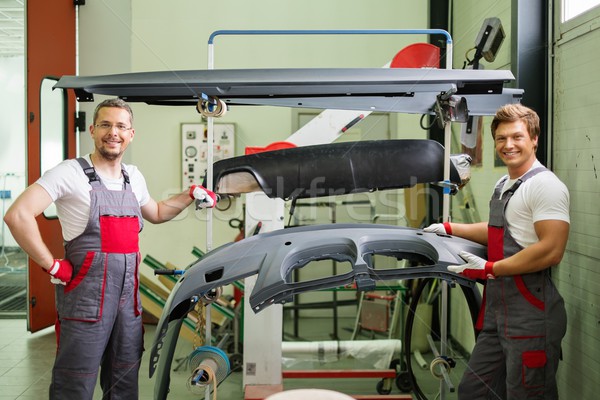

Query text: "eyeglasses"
[94, 123, 131, 132]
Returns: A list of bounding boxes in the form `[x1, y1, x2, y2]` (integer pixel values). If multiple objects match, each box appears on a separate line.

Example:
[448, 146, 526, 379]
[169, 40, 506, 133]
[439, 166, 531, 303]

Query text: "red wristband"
[443, 222, 452, 235]
[484, 261, 495, 278]
[189, 185, 198, 200]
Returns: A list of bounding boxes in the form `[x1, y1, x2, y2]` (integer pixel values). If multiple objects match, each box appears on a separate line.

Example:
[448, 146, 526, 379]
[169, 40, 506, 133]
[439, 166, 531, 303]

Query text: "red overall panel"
[26, 0, 77, 332]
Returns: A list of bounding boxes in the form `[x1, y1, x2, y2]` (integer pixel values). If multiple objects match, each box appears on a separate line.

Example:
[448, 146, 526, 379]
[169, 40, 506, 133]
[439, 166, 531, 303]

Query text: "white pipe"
[205, 40, 215, 400]
[440, 36, 453, 400]
[282, 340, 401, 370]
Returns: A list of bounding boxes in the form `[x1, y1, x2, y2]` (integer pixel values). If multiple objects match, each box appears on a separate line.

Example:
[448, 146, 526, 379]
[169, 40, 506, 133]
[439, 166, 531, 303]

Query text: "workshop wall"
[77, 1, 133, 161]
[551, 3, 600, 398]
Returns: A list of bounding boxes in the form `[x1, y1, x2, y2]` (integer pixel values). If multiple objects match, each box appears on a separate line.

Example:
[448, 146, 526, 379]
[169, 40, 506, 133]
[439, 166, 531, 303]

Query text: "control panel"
[181, 123, 235, 190]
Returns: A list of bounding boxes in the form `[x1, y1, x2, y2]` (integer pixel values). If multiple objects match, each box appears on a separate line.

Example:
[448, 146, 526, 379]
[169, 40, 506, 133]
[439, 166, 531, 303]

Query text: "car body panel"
[149, 224, 485, 399]
[209, 140, 466, 199]
[53, 67, 522, 114]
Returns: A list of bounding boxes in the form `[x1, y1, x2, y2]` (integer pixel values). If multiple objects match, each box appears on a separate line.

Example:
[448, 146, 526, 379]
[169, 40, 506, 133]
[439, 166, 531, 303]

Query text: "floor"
[0, 319, 467, 400]
[0, 249, 466, 400]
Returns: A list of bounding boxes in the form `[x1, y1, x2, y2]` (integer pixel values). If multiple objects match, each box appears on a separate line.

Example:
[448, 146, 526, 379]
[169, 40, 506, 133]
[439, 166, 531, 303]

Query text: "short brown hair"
[490, 103, 540, 140]
[93, 98, 134, 125]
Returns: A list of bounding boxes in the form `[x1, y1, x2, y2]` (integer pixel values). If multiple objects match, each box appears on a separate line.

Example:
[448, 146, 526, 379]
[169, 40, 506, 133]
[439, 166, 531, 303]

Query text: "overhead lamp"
[472, 17, 505, 66]
[460, 17, 505, 147]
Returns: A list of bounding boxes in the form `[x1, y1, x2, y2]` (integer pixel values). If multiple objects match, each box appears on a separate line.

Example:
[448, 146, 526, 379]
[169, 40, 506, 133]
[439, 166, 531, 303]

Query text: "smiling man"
[4, 98, 217, 399]
[424, 104, 570, 399]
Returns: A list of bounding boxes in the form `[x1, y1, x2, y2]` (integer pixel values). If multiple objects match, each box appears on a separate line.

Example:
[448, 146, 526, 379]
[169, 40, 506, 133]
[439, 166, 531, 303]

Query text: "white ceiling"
[0, 0, 24, 57]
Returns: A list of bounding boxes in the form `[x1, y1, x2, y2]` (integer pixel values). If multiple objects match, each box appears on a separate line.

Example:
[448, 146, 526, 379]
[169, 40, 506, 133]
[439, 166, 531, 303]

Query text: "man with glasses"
[4, 98, 216, 399]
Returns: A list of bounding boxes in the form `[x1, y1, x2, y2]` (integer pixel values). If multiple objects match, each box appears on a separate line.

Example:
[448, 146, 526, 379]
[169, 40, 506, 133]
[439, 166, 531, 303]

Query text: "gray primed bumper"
[149, 223, 485, 399]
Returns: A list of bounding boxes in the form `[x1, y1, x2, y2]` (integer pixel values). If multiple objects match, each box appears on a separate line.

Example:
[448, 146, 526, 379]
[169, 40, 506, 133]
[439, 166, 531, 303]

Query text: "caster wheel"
[229, 353, 243, 372]
[396, 371, 412, 393]
[376, 379, 392, 395]
[389, 358, 401, 370]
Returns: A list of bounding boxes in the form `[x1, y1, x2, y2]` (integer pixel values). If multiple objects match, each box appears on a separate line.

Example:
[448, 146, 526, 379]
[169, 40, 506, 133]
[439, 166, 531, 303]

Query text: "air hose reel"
[187, 345, 231, 399]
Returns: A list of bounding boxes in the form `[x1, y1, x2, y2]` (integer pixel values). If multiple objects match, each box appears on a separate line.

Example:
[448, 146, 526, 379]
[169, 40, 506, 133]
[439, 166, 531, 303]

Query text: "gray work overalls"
[458, 167, 567, 400]
[50, 158, 144, 400]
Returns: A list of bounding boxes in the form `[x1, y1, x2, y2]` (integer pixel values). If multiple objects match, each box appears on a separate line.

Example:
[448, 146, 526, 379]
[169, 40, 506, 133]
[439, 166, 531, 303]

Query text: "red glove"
[45, 259, 74, 285]
[189, 185, 217, 208]
[447, 251, 495, 280]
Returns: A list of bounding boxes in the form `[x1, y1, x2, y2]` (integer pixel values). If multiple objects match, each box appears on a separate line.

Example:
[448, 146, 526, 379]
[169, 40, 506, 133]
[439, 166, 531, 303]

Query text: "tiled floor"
[0, 315, 467, 400]
[0, 319, 57, 399]
[0, 319, 244, 400]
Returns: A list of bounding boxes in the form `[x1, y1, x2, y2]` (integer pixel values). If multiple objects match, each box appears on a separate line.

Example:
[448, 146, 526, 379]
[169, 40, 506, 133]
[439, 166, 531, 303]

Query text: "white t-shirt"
[497, 160, 570, 248]
[36, 154, 151, 241]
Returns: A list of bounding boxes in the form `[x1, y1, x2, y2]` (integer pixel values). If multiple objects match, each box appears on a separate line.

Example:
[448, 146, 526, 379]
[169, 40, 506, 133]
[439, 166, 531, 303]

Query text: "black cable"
[404, 278, 431, 400]
[403, 278, 481, 400]
[419, 113, 438, 130]
[286, 198, 298, 227]
[215, 194, 233, 212]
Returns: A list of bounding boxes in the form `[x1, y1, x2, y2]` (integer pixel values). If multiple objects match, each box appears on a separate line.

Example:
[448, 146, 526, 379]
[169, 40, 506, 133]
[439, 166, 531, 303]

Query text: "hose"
[187, 364, 218, 400]
[403, 278, 481, 400]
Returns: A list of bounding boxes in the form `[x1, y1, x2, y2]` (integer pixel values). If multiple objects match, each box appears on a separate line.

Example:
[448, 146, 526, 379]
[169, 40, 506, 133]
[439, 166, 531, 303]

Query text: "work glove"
[189, 185, 217, 208]
[423, 222, 452, 235]
[45, 259, 74, 285]
[447, 251, 495, 280]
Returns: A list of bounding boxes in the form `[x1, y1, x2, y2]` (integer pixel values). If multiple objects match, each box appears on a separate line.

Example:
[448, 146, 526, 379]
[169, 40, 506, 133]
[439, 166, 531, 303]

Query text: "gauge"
[185, 146, 198, 158]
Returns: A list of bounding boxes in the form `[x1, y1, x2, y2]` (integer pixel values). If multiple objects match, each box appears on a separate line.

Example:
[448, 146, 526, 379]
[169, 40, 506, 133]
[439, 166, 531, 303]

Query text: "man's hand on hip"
[46, 259, 74, 285]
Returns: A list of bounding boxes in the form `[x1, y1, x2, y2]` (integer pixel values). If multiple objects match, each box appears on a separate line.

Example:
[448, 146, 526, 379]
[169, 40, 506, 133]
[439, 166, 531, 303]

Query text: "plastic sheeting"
[281, 339, 401, 370]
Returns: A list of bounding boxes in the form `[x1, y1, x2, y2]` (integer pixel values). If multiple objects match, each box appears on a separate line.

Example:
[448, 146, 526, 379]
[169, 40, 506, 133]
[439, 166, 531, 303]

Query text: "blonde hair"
[490, 103, 540, 141]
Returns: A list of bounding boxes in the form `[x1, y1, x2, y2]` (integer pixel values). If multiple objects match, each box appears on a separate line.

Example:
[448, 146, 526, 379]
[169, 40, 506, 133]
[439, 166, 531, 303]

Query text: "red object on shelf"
[244, 384, 412, 400]
[360, 299, 390, 333]
[390, 42, 440, 69]
[245, 141, 297, 155]
[352, 396, 413, 399]
[244, 379, 413, 400]
[244, 384, 284, 400]
[283, 369, 397, 379]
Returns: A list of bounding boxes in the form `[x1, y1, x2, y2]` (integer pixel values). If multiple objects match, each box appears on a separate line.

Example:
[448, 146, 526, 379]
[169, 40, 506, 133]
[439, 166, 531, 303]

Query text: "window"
[563, 0, 600, 22]
[40, 77, 67, 219]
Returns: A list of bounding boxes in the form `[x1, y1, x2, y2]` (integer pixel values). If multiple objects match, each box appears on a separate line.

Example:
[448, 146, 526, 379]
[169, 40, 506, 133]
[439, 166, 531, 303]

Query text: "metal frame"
[54, 68, 521, 116]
